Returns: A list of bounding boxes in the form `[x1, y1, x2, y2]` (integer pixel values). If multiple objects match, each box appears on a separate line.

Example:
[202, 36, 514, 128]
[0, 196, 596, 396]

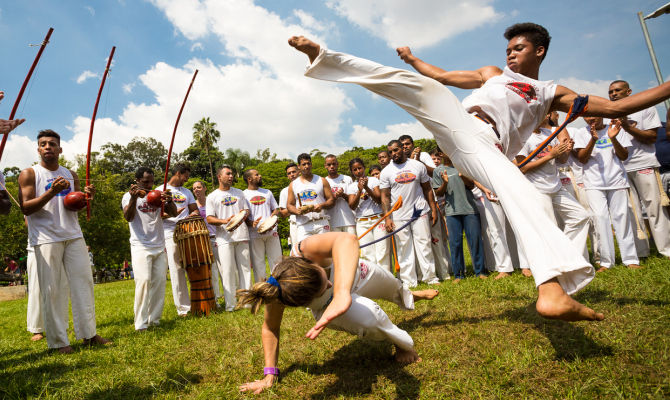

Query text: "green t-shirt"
[431, 165, 478, 216]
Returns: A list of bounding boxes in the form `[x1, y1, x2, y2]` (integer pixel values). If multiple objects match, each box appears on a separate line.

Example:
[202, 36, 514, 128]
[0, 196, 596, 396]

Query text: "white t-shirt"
[462, 66, 557, 158]
[566, 127, 585, 184]
[244, 188, 278, 238]
[159, 184, 196, 239]
[347, 176, 382, 218]
[206, 187, 250, 244]
[121, 192, 165, 248]
[573, 125, 632, 190]
[278, 186, 297, 224]
[26, 165, 83, 246]
[379, 159, 430, 220]
[325, 174, 355, 228]
[517, 128, 561, 194]
[291, 175, 328, 225]
[605, 107, 661, 171]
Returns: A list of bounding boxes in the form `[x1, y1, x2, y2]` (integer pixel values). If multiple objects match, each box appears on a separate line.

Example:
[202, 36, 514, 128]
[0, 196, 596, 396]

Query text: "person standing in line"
[192, 180, 223, 303]
[325, 155, 356, 234]
[244, 169, 282, 281]
[287, 153, 335, 242]
[206, 165, 252, 311]
[377, 150, 391, 169]
[18, 129, 110, 353]
[159, 163, 198, 317]
[428, 147, 452, 281]
[399, 134, 436, 176]
[123, 167, 177, 331]
[278, 163, 300, 250]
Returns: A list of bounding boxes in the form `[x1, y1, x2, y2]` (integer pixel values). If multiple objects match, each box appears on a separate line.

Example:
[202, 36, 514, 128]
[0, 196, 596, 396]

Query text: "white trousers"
[573, 183, 601, 262]
[250, 233, 283, 282]
[539, 187, 591, 261]
[165, 239, 190, 316]
[628, 169, 670, 257]
[210, 239, 222, 300]
[305, 49, 593, 294]
[296, 219, 330, 242]
[35, 238, 96, 349]
[131, 245, 168, 330]
[26, 248, 44, 333]
[430, 210, 451, 280]
[585, 189, 639, 267]
[288, 221, 297, 250]
[215, 241, 250, 311]
[393, 213, 438, 287]
[474, 197, 513, 272]
[331, 225, 356, 234]
[356, 217, 391, 272]
[313, 261, 415, 351]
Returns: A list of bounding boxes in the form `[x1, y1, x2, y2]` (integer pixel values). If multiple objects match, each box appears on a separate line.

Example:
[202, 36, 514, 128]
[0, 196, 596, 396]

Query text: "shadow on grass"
[83, 365, 202, 400]
[1, 358, 91, 399]
[575, 288, 670, 307]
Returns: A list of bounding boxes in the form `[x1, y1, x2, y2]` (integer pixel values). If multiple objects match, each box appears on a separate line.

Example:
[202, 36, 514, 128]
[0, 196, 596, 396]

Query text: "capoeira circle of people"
[2, 21, 670, 395]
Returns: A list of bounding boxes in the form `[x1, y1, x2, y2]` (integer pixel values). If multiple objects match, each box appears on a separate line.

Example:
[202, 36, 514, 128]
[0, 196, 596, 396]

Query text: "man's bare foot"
[83, 334, 112, 347]
[30, 333, 44, 341]
[412, 289, 439, 302]
[394, 346, 421, 364]
[536, 279, 604, 321]
[596, 266, 609, 273]
[452, 278, 461, 284]
[288, 36, 320, 64]
[478, 274, 488, 280]
[56, 346, 73, 354]
[495, 272, 511, 280]
[521, 269, 533, 277]
[627, 264, 642, 269]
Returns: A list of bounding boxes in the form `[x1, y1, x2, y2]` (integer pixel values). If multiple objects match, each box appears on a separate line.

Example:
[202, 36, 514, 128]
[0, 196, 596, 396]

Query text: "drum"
[257, 215, 278, 234]
[225, 210, 247, 232]
[174, 215, 217, 315]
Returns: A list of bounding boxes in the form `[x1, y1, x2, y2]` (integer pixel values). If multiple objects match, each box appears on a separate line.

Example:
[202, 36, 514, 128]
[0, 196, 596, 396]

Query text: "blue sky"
[1, 0, 669, 170]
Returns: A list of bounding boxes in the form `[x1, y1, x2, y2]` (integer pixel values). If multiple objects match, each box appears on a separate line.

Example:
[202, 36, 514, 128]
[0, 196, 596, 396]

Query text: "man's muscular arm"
[396, 47, 502, 89]
[620, 120, 657, 145]
[18, 168, 70, 216]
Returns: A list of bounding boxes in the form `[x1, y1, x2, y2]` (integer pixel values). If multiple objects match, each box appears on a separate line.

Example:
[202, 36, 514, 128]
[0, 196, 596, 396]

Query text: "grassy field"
[1, 255, 669, 399]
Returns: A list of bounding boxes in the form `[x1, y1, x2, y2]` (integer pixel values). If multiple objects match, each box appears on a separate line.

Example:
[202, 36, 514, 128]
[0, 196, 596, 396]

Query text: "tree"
[254, 148, 277, 164]
[223, 148, 255, 179]
[98, 137, 168, 176]
[192, 117, 221, 186]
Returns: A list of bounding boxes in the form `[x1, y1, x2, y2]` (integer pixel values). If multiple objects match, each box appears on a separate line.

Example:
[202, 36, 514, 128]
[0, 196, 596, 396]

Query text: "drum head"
[225, 210, 247, 232]
[257, 215, 278, 234]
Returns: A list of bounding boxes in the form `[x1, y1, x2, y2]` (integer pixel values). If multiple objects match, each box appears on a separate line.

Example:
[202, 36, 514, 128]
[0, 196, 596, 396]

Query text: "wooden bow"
[0, 27, 54, 163]
[85, 46, 116, 220]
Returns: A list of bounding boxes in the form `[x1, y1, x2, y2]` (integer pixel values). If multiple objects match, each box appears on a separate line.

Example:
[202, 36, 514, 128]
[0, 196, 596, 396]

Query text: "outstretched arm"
[396, 47, 502, 89]
[552, 83, 670, 118]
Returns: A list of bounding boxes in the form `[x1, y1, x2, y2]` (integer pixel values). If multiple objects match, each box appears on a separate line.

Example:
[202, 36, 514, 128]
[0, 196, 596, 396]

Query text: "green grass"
[1, 255, 669, 399]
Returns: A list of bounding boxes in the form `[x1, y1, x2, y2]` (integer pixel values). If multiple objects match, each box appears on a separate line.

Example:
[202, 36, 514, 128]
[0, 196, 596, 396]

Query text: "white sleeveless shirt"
[462, 66, 557, 159]
[291, 175, 328, 225]
[26, 165, 83, 246]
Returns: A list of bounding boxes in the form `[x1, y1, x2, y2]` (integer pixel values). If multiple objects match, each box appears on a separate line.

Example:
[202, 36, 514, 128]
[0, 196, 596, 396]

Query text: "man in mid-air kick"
[289, 22, 670, 322]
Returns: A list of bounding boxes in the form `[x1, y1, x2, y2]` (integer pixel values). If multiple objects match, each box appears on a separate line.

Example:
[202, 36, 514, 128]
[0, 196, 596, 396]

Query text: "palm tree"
[192, 117, 221, 186]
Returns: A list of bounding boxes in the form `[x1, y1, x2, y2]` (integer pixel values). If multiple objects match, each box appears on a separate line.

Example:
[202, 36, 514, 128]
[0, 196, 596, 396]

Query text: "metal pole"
[638, 11, 670, 110]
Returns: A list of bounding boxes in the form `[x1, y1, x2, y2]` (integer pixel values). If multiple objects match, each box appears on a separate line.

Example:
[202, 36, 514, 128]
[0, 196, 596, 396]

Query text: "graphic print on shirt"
[537, 145, 553, 158]
[137, 200, 156, 213]
[394, 171, 416, 184]
[222, 196, 238, 206]
[595, 137, 612, 149]
[45, 178, 71, 197]
[172, 191, 187, 207]
[505, 81, 538, 104]
[299, 189, 318, 203]
[249, 195, 267, 205]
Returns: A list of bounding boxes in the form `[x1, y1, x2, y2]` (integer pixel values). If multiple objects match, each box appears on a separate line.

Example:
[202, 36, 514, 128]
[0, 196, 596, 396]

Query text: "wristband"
[263, 367, 280, 376]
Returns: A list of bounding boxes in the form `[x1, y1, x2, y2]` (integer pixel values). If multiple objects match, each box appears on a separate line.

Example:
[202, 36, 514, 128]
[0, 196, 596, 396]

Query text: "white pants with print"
[356, 216, 391, 272]
[393, 213, 438, 287]
[474, 197, 514, 273]
[296, 218, 331, 242]
[585, 188, 639, 267]
[131, 245, 168, 330]
[165, 239, 190, 316]
[539, 187, 591, 261]
[430, 210, 451, 280]
[215, 240, 251, 311]
[627, 168, 670, 257]
[250, 233, 283, 281]
[35, 238, 96, 349]
[304, 48, 592, 294]
[26, 248, 44, 334]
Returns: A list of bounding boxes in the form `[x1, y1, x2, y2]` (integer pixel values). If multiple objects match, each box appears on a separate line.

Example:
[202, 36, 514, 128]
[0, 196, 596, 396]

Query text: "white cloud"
[556, 77, 611, 98]
[149, 0, 210, 40]
[76, 70, 99, 84]
[85, 6, 95, 16]
[348, 121, 432, 148]
[326, 0, 500, 49]
[190, 42, 203, 51]
[122, 83, 135, 94]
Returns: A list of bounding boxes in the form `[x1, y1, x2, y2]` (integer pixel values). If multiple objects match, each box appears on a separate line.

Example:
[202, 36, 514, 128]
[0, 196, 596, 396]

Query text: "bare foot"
[83, 334, 112, 347]
[521, 268, 533, 277]
[452, 278, 461, 284]
[536, 279, 604, 321]
[394, 346, 421, 364]
[30, 333, 44, 341]
[495, 272, 511, 280]
[627, 264, 642, 269]
[478, 274, 488, 280]
[596, 266, 608, 273]
[412, 289, 439, 302]
[288, 36, 320, 63]
[56, 346, 74, 354]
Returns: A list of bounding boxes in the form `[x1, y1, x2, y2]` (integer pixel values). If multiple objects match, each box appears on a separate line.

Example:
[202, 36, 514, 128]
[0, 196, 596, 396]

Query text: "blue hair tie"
[267, 275, 282, 298]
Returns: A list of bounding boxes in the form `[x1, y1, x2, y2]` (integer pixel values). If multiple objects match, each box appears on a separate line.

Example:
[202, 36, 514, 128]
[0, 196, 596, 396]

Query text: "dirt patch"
[0, 285, 27, 301]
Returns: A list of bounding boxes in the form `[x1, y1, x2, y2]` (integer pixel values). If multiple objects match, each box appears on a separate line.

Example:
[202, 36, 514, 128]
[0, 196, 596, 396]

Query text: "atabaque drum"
[174, 215, 217, 315]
